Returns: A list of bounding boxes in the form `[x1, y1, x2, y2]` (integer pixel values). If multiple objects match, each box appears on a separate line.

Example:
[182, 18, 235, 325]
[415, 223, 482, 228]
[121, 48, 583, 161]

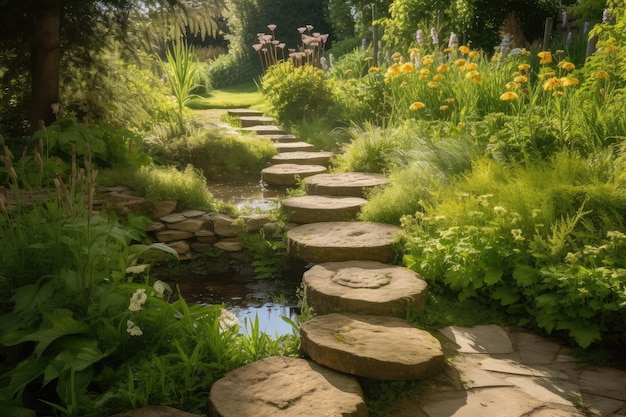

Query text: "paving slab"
[281, 195, 367, 223]
[578, 367, 626, 401]
[304, 172, 389, 198]
[261, 164, 327, 186]
[226, 108, 264, 118]
[271, 151, 334, 166]
[274, 141, 316, 153]
[241, 125, 288, 135]
[238, 115, 276, 127]
[511, 330, 561, 365]
[439, 325, 514, 354]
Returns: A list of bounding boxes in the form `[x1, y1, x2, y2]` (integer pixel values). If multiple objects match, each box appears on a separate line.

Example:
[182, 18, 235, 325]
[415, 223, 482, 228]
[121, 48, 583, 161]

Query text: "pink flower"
[252, 44, 263, 51]
[306, 25, 314, 31]
[320, 34, 329, 43]
[278, 43, 286, 49]
[267, 24, 277, 31]
[313, 32, 321, 37]
[297, 27, 306, 34]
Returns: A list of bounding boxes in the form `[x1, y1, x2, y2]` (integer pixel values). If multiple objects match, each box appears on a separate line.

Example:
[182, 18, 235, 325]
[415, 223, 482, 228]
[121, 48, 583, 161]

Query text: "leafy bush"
[261, 61, 334, 125]
[207, 54, 261, 89]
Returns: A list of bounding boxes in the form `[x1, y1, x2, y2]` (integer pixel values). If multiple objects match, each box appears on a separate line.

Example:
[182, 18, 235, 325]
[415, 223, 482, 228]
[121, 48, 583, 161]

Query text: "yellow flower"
[500, 91, 519, 101]
[513, 75, 528, 83]
[521, 50, 531, 56]
[472, 76, 483, 83]
[420, 68, 430, 76]
[446, 98, 455, 104]
[400, 62, 415, 73]
[603, 45, 618, 53]
[422, 55, 434, 65]
[468, 50, 480, 58]
[538, 51, 552, 64]
[386, 64, 401, 76]
[409, 48, 420, 57]
[433, 74, 444, 81]
[465, 70, 480, 80]
[561, 77, 580, 87]
[459, 45, 470, 54]
[596, 70, 609, 79]
[437, 64, 449, 73]
[518, 63, 531, 73]
[409, 102, 425, 111]
[457, 122, 466, 128]
[440, 105, 449, 111]
[555, 49, 564, 55]
[558, 61, 576, 71]
[369, 66, 380, 73]
[443, 47, 453, 53]
[465, 62, 478, 70]
[427, 81, 439, 88]
[344, 69, 353, 75]
[543, 77, 563, 91]
[454, 58, 466, 66]
[392, 52, 402, 62]
[505, 81, 518, 90]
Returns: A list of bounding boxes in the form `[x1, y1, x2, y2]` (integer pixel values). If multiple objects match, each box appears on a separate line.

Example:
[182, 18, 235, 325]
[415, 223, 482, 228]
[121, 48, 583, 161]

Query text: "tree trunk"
[30, 0, 61, 134]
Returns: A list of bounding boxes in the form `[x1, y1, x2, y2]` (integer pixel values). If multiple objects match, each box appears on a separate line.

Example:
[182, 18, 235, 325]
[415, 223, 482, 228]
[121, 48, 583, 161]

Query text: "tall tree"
[0, 0, 221, 134]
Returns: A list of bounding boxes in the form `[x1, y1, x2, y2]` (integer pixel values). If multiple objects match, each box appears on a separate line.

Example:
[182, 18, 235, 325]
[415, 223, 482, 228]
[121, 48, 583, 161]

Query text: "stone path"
[204, 111, 626, 417]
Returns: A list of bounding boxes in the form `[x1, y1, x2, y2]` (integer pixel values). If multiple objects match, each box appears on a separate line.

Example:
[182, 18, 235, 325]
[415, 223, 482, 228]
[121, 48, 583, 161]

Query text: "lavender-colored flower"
[602, 9, 611, 23]
[562, 11, 568, 27]
[415, 29, 424, 45]
[499, 33, 511, 56]
[430, 27, 438, 45]
[583, 21, 590, 34]
[448, 32, 458, 49]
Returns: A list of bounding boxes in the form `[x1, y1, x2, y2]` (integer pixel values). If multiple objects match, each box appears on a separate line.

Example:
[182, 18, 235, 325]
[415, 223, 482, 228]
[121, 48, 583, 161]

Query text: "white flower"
[129, 288, 147, 312]
[152, 280, 171, 298]
[511, 229, 525, 242]
[218, 309, 239, 331]
[126, 320, 143, 336]
[494, 206, 507, 214]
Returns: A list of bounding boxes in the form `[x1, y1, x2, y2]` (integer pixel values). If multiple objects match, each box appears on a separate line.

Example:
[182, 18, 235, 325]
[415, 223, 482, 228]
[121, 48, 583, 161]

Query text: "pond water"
[177, 180, 302, 337]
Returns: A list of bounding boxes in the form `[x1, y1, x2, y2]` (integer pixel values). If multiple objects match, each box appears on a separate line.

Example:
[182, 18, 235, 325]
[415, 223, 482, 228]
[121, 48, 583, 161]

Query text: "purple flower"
[415, 29, 424, 45]
[602, 9, 611, 23]
[448, 32, 458, 49]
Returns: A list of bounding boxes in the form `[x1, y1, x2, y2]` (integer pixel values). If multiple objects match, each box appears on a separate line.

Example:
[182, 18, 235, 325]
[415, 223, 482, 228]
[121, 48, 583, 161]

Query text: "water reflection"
[207, 180, 286, 210]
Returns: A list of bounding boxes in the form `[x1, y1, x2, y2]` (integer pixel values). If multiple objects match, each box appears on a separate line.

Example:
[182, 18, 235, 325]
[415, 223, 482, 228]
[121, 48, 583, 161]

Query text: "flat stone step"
[263, 134, 300, 143]
[300, 313, 445, 380]
[209, 356, 367, 417]
[304, 172, 389, 198]
[261, 164, 327, 186]
[271, 151, 333, 166]
[238, 116, 276, 127]
[281, 195, 366, 223]
[226, 108, 264, 118]
[287, 221, 401, 263]
[242, 125, 288, 136]
[303, 261, 428, 317]
[274, 141, 316, 153]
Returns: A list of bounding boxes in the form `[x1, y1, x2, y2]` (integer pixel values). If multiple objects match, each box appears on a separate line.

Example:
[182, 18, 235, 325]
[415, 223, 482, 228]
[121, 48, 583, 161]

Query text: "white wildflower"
[152, 280, 171, 298]
[128, 288, 147, 312]
[493, 206, 507, 214]
[218, 309, 239, 331]
[126, 320, 143, 336]
[511, 229, 525, 242]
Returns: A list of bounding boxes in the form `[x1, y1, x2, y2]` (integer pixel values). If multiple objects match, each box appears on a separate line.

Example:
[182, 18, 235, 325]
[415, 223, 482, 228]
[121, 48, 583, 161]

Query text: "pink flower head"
[320, 34, 329, 43]
[252, 44, 263, 51]
[306, 25, 314, 31]
[267, 24, 277, 31]
[288, 48, 296, 53]
[313, 32, 321, 37]
[272, 40, 280, 45]
[297, 27, 306, 34]
[278, 43, 286, 49]
[262, 34, 273, 42]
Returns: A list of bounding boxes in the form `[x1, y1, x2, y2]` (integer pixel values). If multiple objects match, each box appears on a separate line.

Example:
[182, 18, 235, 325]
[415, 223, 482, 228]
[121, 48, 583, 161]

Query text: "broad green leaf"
[556, 320, 601, 348]
[492, 286, 520, 305]
[0, 356, 49, 399]
[484, 268, 503, 285]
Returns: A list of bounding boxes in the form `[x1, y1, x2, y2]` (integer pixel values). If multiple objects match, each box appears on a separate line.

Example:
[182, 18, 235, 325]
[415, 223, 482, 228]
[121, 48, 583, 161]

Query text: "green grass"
[187, 82, 267, 110]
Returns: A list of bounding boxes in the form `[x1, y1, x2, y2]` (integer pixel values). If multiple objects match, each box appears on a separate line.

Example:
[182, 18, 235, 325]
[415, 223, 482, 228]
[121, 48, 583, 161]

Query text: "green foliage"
[261, 61, 334, 125]
[206, 53, 261, 89]
[145, 127, 276, 181]
[242, 231, 289, 280]
[130, 164, 215, 211]
[158, 41, 200, 132]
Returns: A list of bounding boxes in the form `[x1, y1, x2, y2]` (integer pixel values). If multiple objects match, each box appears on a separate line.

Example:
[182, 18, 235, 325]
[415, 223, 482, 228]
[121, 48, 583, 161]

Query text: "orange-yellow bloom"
[422, 55, 434, 65]
[454, 59, 466, 66]
[596, 70, 609, 79]
[369, 66, 380, 73]
[427, 81, 439, 88]
[505, 82, 518, 90]
[558, 61, 576, 71]
[518, 63, 531, 73]
[420, 68, 430, 76]
[465, 62, 478, 70]
[386, 64, 401, 76]
[538, 51, 552, 64]
[433, 74, 444, 81]
[409, 48, 420, 58]
[437, 64, 449, 73]
[459, 45, 470, 54]
[500, 91, 519, 101]
[443, 47, 453, 53]
[400, 63, 415, 73]
[603, 45, 618, 53]
[465, 70, 480, 80]
[543, 77, 563, 91]
[468, 50, 480, 58]
[440, 105, 449, 111]
[409, 102, 426, 111]
[513, 75, 528, 83]
[561, 77, 580, 87]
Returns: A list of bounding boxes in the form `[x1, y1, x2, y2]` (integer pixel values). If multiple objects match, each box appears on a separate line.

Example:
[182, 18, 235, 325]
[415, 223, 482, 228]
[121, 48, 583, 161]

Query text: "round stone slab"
[274, 141, 316, 153]
[209, 356, 367, 417]
[287, 221, 401, 263]
[262, 164, 327, 186]
[271, 151, 334, 166]
[300, 313, 445, 380]
[304, 172, 389, 198]
[282, 195, 367, 223]
[238, 116, 276, 127]
[303, 261, 428, 317]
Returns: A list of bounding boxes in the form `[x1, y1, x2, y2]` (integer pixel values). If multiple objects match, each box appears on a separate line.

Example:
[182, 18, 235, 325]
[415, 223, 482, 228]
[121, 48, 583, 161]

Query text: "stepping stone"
[304, 172, 389, 198]
[300, 313, 445, 380]
[226, 108, 264, 118]
[274, 141, 316, 153]
[242, 125, 288, 135]
[303, 261, 428, 317]
[287, 221, 401, 263]
[238, 116, 276, 127]
[209, 356, 367, 417]
[271, 151, 334, 166]
[261, 164, 327, 186]
[281, 195, 366, 223]
[263, 134, 300, 143]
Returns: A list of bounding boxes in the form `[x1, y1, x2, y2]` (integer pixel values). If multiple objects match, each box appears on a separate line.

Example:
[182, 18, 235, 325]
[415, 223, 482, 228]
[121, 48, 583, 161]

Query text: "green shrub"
[262, 61, 334, 125]
[207, 54, 261, 89]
